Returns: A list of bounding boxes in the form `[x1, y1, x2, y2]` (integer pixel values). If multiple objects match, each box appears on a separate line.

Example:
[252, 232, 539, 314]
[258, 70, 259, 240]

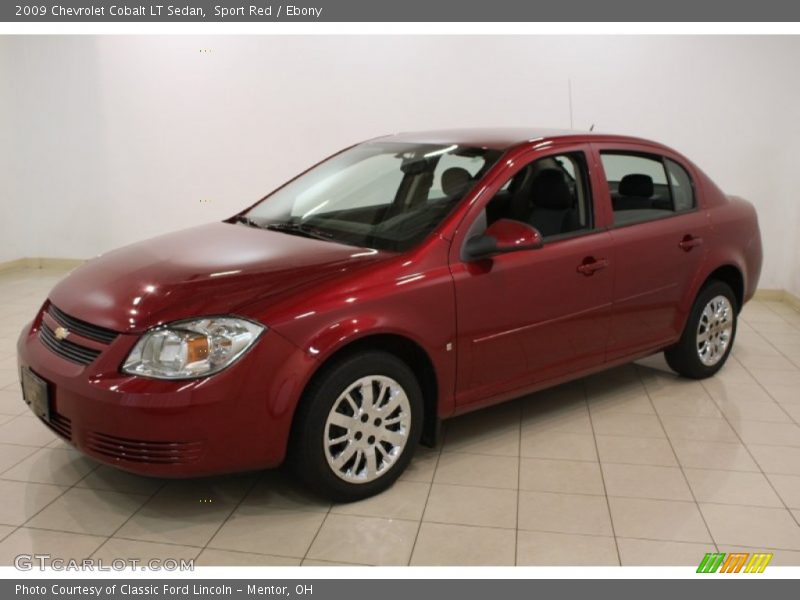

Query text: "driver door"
[450, 147, 615, 408]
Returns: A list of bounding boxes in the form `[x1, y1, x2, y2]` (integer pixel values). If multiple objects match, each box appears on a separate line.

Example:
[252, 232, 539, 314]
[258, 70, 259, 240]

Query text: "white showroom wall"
[1, 35, 798, 292]
[793, 220, 800, 298]
[0, 37, 27, 264]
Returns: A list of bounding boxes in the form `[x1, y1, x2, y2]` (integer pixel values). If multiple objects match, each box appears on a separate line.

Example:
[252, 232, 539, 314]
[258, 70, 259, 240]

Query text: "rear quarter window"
[665, 158, 696, 212]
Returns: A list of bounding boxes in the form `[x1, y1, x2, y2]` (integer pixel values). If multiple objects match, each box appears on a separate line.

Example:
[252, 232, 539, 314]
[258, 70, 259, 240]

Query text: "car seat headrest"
[619, 173, 654, 198]
[441, 167, 472, 197]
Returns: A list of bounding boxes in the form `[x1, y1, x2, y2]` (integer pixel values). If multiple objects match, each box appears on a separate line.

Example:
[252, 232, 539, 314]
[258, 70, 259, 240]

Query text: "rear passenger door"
[593, 145, 710, 360]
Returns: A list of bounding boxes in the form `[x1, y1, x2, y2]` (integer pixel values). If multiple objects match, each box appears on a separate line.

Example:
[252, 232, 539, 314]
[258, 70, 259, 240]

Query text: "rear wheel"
[290, 351, 423, 502]
[664, 280, 738, 379]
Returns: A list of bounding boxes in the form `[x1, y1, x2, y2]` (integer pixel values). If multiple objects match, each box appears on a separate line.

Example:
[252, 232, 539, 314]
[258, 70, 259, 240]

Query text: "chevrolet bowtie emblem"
[54, 326, 70, 341]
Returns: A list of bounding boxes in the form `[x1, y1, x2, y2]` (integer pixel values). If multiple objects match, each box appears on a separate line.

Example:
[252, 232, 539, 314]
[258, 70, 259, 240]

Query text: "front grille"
[48, 304, 119, 344]
[39, 324, 101, 366]
[42, 412, 72, 441]
[85, 431, 204, 464]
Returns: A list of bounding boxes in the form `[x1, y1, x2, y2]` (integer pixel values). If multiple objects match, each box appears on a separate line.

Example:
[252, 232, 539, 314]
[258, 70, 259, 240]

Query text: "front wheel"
[289, 351, 423, 502]
[664, 280, 738, 379]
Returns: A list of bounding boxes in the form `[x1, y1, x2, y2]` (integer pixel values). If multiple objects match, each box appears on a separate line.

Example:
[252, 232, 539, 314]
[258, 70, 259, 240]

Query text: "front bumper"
[16, 304, 312, 477]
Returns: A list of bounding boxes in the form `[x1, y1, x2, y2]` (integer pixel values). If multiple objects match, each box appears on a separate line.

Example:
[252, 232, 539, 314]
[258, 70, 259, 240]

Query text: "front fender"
[280, 316, 457, 420]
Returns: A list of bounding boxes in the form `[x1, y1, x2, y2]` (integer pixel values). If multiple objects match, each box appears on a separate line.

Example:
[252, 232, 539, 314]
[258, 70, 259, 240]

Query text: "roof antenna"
[589, 123, 595, 132]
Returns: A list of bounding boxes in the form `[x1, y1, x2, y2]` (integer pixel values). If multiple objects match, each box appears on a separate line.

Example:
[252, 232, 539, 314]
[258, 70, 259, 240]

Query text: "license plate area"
[20, 367, 50, 423]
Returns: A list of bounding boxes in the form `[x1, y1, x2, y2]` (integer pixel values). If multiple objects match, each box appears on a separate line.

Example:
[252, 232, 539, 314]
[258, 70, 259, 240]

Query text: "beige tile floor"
[1, 266, 800, 566]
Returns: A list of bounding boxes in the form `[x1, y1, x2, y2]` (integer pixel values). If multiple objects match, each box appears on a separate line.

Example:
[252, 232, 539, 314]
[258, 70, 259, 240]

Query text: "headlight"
[122, 317, 265, 380]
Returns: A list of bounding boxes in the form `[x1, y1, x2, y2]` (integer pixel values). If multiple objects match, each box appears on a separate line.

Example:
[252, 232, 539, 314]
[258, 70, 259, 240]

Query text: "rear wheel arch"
[666, 279, 738, 379]
[702, 264, 744, 311]
[672, 263, 744, 351]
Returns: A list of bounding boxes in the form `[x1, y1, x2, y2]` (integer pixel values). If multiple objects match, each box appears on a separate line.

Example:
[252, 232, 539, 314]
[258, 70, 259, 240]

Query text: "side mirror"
[463, 219, 543, 261]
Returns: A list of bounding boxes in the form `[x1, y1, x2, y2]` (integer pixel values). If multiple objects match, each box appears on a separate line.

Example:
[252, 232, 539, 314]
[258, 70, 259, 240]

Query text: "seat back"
[514, 169, 576, 237]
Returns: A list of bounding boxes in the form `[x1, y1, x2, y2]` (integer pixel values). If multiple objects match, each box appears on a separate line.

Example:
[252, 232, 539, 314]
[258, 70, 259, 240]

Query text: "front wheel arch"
[287, 349, 424, 501]
[288, 333, 440, 456]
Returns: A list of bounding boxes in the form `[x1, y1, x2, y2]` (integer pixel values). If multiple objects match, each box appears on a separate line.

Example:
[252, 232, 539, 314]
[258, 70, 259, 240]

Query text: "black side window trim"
[606, 206, 700, 231]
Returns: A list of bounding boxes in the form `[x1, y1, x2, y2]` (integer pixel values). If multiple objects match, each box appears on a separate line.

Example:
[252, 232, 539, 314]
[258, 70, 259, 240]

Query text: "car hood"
[48, 222, 390, 333]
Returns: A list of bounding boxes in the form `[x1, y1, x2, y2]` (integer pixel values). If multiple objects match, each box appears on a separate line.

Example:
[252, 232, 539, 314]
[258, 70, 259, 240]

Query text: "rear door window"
[600, 152, 695, 226]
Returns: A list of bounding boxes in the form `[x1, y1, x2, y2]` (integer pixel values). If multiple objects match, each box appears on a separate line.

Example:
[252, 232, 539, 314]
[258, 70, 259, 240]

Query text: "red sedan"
[16, 128, 763, 501]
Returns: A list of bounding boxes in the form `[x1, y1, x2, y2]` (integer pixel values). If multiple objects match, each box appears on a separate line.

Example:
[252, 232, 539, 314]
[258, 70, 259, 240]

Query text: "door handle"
[679, 235, 704, 252]
[577, 257, 609, 276]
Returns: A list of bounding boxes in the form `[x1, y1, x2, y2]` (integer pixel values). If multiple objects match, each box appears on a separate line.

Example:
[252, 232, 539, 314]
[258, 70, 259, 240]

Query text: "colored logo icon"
[697, 552, 773, 573]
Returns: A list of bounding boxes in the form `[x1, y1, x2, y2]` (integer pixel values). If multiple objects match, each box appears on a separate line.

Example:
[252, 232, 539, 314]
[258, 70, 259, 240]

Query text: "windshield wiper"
[265, 222, 335, 242]
[232, 215, 263, 228]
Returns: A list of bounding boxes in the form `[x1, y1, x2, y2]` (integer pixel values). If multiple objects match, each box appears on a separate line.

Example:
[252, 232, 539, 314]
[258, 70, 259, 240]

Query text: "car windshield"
[240, 142, 502, 251]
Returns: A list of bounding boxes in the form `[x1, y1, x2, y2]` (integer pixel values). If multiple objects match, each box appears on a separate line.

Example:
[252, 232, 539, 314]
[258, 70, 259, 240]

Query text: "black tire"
[664, 280, 738, 379]
[289, 351, 423, 502]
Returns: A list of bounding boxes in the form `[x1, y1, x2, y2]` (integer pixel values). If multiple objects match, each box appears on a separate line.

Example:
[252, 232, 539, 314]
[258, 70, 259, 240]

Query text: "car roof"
[370, 127, 663, 151]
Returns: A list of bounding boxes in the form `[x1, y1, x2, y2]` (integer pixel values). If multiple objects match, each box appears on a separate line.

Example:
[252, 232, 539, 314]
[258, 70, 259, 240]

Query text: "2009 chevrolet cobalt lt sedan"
[17, 128, 762, 501]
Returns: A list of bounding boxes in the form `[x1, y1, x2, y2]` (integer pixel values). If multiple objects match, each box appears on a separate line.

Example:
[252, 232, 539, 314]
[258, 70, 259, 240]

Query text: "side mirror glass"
[463, 219, 543, 261]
